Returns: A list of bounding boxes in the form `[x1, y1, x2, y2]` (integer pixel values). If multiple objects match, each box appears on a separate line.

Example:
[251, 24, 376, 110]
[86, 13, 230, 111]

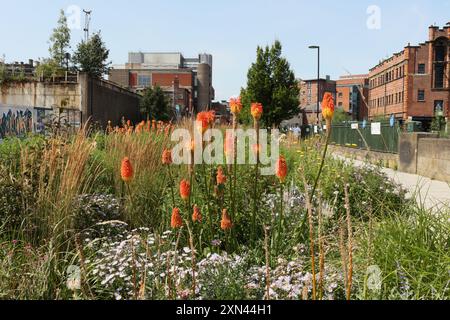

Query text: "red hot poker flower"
[121, 157, 134, 182]
[251, 103, 263, 121]
[192, 205, 202, 223]
[322, 92, 335, 122]
[171, 208, 183, 229]
[221, 209, 233, 231]
[162, 149, 173, 165]
[276, 156, 288, 183]
[180, 180, 191, 201]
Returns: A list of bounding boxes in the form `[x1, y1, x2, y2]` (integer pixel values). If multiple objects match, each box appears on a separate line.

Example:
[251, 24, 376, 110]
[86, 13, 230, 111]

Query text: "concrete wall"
[315, 133, 450, 183]
[0, 74, 141, 137]
[417, 138, 450, 182]
[81, 74, 141, 128]
[398, 133, 450, 182]
[0, 81, 82, 138]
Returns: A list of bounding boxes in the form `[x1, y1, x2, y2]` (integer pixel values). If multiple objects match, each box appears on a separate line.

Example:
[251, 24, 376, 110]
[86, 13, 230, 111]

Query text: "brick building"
[368, 23, 450, 128]
[298, 76, 336, 125]
[109, 52, 214, 116]
[336, 74, 369, 121]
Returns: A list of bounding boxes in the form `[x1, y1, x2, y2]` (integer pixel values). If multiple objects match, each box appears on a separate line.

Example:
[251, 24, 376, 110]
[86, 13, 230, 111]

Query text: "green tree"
[332, 108, 352, 124]
[140, 86, 172, 121]
[240, 41, 299, 128]
[49, 9, 71, 67]
[72, 32, 111, 78]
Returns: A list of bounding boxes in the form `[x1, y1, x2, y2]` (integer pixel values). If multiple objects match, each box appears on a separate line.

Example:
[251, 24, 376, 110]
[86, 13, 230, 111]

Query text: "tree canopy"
[72, 32, 111, 78]
[240, 41, 299, 128]
[49, 10, 71, 68]
[140, 86, 173, 121]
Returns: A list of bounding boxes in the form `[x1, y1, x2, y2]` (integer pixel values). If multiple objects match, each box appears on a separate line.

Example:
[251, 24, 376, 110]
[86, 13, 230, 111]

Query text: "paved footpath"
[335, 155, 450, 212]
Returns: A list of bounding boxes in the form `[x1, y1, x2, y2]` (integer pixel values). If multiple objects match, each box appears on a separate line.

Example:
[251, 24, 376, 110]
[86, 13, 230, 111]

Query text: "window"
[338, 92, 343, 97]
[418, 90, 425, 101]
[138, 75, 151, 87]
[418, 64, 426, 74]
[434, 43, 446, 88]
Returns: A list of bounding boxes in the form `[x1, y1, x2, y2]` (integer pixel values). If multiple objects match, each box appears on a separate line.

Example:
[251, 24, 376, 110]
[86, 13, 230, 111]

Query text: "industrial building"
[109, 52, 215, 116]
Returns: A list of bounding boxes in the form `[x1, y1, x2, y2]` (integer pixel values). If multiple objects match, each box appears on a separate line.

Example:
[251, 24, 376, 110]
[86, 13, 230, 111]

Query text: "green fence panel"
[329, 122, 399, 154]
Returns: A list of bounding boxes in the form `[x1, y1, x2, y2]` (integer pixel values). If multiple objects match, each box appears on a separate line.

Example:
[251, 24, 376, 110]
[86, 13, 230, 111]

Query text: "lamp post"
[309, 45, 320, 124]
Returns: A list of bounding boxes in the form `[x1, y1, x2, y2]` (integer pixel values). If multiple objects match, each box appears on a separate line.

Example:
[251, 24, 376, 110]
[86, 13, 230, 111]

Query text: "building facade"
[336, 74, 369, 121]
[368, 24, 450, 128]
[298, 76, 336, 125]
[109, 52, 214, 115]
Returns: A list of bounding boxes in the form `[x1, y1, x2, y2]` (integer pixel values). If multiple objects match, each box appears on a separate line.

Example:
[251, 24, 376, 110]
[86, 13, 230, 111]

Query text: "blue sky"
[1, 0, 449, 100]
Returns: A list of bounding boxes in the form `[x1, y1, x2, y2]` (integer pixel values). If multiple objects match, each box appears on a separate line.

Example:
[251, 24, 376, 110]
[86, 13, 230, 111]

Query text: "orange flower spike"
[192, 205, 202, 223]
[276, 156, 288, 183]
[251, 103, 263, 121]
[162, 149, 173, 165]
[121, 157, 134, 183]
[322, 92, 335, 122]
[207, 110, 216, 123]
[216, 166, 227, 185]
[221, 209, 233, 231]
[180, 179, 191, 201]
[229, 97, 243, 115]
[196, 111, 211, 134]
[171, 208, 183, 229]
[224, 132, 235, 156]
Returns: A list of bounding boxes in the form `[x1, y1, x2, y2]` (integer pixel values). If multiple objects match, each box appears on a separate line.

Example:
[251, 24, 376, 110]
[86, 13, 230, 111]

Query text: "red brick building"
[336, 74, 369, 121]
[298, 77, 336, 125]
[368, 23, 450, 128]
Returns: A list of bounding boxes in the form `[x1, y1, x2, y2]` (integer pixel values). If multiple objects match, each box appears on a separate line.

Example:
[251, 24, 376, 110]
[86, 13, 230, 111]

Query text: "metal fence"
[330, 121, 400, 154]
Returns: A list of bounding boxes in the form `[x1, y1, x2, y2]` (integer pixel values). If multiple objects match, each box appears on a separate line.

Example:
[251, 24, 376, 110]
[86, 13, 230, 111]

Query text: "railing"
[330, 121, 400, 154]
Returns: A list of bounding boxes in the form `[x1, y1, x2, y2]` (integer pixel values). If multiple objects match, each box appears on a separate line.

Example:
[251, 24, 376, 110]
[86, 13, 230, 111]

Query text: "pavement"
[334, 155, 450, 212]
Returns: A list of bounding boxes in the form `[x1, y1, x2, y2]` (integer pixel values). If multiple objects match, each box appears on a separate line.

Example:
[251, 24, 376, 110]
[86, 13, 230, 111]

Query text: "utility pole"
[83, 10, 92, 42]
[309, 46, 320, 124]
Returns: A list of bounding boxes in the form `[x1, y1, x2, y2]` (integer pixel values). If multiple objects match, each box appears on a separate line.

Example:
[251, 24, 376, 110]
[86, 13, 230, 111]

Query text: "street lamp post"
[309, 46, 320, 124]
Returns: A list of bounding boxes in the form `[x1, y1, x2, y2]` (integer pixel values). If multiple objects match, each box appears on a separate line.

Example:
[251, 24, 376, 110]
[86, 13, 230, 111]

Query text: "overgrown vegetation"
[0, 122, 447, 300]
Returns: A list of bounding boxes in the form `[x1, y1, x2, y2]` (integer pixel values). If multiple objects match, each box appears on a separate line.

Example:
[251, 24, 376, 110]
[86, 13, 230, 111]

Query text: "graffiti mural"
[0, 107, 33, 139]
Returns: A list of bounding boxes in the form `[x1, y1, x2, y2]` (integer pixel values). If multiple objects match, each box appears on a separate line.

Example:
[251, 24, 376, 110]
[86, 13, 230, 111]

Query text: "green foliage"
[49, 9, 71, 67]
[35, 58, 63, 79]
[0, 129, 448, 300]
[240, 41, 300, 128]
[332, 108, 352, 124]
[72, 32, 111, 78]
[360, 207, 450, 300]
[140, 86, 172, 121]
[431, 115, 446, 132]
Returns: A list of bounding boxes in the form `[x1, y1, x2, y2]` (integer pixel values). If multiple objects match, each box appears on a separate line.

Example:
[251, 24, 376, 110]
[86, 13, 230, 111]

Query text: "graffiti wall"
[0, 105, 83, 139]
[0, 106, 33, 139]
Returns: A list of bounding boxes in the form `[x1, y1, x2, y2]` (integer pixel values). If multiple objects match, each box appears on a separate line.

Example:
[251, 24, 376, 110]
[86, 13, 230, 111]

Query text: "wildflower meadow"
[0, 95, 448, 301]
